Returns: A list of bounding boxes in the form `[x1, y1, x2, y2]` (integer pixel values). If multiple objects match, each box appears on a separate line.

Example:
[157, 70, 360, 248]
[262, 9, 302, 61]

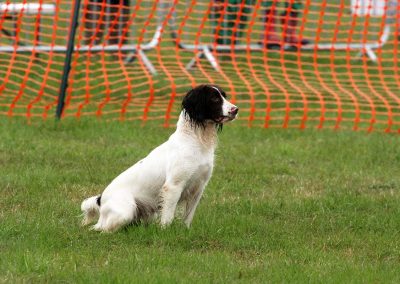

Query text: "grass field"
[1, 119, 400, 282]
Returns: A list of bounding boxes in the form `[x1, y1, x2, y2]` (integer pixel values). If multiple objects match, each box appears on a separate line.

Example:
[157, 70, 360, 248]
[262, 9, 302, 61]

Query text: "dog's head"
[182, 84, 239, 130]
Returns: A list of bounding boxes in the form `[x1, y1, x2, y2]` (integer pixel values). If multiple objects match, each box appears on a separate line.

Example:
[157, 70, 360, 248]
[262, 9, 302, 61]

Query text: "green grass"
[1, 119, 400, 282]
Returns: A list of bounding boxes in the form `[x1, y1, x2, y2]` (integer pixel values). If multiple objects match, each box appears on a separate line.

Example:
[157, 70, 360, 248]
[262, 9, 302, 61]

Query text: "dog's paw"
[90, 223, 103, 232]
[159, 221, 172, 229]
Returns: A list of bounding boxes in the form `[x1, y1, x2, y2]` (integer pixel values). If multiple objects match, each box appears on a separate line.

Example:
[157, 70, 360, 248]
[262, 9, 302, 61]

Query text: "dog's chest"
[197, 160, 213, 178]
[189, 150, 214, 182]
[180, 162, 213, 199]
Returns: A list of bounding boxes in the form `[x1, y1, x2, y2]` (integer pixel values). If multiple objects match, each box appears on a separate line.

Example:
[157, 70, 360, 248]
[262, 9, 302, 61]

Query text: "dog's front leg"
[160, 182, 183, 228]
[183, 184, 206, 228]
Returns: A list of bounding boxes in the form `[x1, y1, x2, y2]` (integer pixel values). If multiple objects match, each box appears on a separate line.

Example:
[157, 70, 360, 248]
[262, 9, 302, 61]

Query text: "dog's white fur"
[81, 86, 238, 232]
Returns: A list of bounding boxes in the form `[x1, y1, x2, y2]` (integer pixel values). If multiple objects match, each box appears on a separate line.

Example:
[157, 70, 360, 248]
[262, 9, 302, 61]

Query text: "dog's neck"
[176, 112, 218, 150]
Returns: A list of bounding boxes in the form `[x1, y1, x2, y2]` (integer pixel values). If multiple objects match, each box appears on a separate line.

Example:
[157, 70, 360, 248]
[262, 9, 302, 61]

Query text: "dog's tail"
[81, 195, 101, 226]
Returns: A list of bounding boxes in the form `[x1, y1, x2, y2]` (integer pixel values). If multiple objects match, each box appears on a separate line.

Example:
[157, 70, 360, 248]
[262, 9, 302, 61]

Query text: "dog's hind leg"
[93, 198, 138, 232]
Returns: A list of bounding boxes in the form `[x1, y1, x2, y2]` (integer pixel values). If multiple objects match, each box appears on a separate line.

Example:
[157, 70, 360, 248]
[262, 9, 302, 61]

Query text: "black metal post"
[56, 0, 82, 119]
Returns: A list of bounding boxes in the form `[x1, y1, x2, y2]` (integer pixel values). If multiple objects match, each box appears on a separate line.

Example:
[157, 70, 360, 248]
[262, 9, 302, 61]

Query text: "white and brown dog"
[81, 84, 238, 232]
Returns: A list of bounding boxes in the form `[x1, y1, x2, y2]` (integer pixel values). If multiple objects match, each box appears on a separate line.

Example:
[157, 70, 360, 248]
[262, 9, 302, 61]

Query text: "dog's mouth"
[215, 114, 237, 123]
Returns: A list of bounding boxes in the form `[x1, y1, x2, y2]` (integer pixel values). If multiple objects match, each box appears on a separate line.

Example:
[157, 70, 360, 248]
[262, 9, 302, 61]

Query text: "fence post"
[56, 0, 82, 119]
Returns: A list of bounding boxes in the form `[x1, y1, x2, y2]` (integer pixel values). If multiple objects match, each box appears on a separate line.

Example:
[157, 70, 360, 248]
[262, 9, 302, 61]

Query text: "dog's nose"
[230, 106, 239, 116]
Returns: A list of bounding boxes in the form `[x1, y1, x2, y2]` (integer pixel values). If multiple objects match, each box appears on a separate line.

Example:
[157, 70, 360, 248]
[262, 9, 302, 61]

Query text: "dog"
[81, 84, 239, 232]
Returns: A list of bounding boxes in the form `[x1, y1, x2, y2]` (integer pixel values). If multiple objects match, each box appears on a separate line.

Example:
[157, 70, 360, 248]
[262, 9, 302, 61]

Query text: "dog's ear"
[182, 86, 207, 127]
[182, 88, 195, 119]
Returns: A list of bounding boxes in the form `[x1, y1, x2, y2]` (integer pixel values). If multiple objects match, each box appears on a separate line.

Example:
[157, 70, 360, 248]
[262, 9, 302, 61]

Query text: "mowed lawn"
[1, 119, 400, 283]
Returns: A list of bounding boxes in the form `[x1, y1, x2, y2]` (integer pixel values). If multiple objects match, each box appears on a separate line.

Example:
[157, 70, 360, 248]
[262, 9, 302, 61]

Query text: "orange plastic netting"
[0, 0, 399, 132]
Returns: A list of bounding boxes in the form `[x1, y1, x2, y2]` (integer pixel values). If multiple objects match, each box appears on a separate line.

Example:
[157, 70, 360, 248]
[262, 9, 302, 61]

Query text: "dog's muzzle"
[216, 106, 239, 123]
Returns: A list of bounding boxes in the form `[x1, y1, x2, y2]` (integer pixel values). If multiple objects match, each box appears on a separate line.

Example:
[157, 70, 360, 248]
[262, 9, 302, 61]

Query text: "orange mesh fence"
[0, 0, 400, 132]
